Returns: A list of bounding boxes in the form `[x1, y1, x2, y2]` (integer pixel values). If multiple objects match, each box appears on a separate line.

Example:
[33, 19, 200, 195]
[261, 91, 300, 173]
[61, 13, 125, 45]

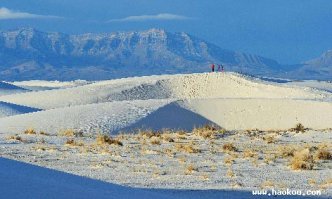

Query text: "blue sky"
[1, 0, 332, 64]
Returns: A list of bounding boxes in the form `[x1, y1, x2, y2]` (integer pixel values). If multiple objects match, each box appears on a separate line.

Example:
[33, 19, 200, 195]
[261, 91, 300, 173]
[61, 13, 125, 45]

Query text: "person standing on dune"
[211, 64, 215, 72]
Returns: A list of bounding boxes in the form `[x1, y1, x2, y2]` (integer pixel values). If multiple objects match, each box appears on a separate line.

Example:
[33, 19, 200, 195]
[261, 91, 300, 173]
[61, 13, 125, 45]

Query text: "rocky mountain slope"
[0, 28, 281, 80]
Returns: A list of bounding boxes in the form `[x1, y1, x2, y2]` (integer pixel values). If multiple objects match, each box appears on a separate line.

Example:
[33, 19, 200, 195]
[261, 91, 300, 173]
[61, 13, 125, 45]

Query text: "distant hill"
[296, 50, 332, 80]
[0, 28, 282, 81]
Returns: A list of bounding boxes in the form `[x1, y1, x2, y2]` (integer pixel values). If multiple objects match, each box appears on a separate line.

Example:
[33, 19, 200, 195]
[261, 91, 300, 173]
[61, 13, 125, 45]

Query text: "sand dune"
[0, 99, 173, 134]
[0, 72, 332, 133]
[0, 73, 329, 110]
[1, 72, 331, 197]
[0, 101, 41, 118]
[0, 82, 28, 96]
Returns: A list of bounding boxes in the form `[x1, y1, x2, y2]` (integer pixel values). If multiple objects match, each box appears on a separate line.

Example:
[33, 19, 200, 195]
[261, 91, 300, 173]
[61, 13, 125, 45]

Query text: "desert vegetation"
[1, 124, 331, 190]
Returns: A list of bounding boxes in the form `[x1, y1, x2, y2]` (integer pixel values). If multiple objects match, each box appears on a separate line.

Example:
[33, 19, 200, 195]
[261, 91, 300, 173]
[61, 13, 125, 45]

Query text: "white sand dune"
[0, 99, 173, 134]
[11, 80, 92, 91]
[0, 101, 41, 118]
[286, 80, 332, 93]
[183, 98, 332, 130]
[0, 73, 329, 110]
[0, 81, 28, 96]
[0, 72, 332, 134]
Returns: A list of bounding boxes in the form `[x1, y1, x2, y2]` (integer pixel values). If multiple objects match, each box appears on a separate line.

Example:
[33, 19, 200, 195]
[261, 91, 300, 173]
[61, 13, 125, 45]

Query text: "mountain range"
[0, 28, 330, 80]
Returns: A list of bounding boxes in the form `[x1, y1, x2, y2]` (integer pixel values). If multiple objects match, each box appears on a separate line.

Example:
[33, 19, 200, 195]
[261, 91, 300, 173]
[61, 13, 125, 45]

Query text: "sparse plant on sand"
[185, 164, 198, 174]
[222, 143, 237, 152]
[176, 143, 201, 153]
[7, 135, 23, 142]
[150, 137, 161, 145]
[65, 139, 84, 147]
[263, 135, 276, 144]
[243, 149, 257, 158]
[24, 128, 36, 135]
[278, 145, 296, 158]
[224, 156, 235, 165]
[59, 129, 83, 137]
[290, 148, 315, 170]
[39, 131, 50, 136]
[227, 168, 235, 178]
[290, 123, 306, 133]
[96, 134, 123, 146]
[315, 148, 332, 160]
[192, 124, 220, 139]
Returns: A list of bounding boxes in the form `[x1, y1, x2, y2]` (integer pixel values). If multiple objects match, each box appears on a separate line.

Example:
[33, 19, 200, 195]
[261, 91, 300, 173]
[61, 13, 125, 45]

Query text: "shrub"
[192, 124, 220, 139]
[96, 134, 123, 146]
[24, 128, 36, 135]
[243, 149, 257, 158]
[176, 143, 201, 153]
[278, 145, 296, 158]
[263, 135, 276, 144]
[59, 129, 83, 137]
[150, 137, 161, 145]
[222, 143, 237, 152]
[290, 148, 315, 170]
[65, 139, 84, 147]
[185, 164, 198, 174]
[290, 123, 306, 133]
[315, 148, 332, 160]
[39, 131, 49, 136]
[7, 135, 23, 142]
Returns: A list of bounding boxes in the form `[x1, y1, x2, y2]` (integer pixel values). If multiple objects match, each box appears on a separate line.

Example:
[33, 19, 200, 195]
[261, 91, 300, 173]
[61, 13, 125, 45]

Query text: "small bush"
[150, 137, 161, 145]
[192, 124, 219, 139]
[243, 149, 257, 158]
[176, 143, 201, 153]
[290, 148, 315, 170]
[24, 128, 36, 135]
[224, 156, 235, 165]
[290, 123, 306, 133]
[315, 148, 332, 160]
[39, 131, 50, 136]
[7, 135, 23, 142]
[278, 145, 296, 158]
[59, 129, 83, 137]
[263, 135, 276, 144]
[223, 143, 237, 152]
[185, 164, 198, 174]
[96, 134, 123, 146]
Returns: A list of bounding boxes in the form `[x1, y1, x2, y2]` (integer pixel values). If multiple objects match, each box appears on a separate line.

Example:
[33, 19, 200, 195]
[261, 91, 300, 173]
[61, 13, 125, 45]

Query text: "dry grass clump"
[320, 179, 332, 189]
[243, 149, 257, 158]
[263, 135, 276, 144]
[290, 148, 315, 170]
[222, 143, 237, 152]
[150, 137, 161, 145]
[59, 129, 83, 137]
[290, 123, 306, 133]
[227, 168, 235, 178]
[224, 156, 235, 165]
[161, 133, 175, 142]
[65, 139, 84, 147]
[176, 143, 201, 153]
[24, 128, 36, 135]
[138, 129, 161, 139]
[278, 145, 297, 158]
[39, 131, 50, 136]
[185, 164, 198, 174]
[192, 124, 221, 139]
[315, 148, 332, 160]
[7, 135, 23, 142]
[96, 134, 123, 146]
